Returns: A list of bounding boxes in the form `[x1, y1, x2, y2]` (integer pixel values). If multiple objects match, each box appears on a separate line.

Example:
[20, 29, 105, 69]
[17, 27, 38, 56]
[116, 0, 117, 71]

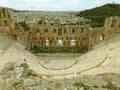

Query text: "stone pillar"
[6, 10, 11, 19]
[5, 9, 8, 18]
[2, 8, 6, 18]
[0, 10, 2, 18]
[0, 9, 3, 18]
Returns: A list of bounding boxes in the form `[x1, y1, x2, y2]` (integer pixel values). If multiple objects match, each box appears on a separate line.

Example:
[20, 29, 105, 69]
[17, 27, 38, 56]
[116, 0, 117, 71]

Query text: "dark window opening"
[58, 28, 62, 35]
[81, 27, 84, 33]
[72, 28, 75, 34]
[4, 20, 7, 26]
[45, 29, 48, 34]
[53, 28, 57, 33]
[64, 28, 67, 34]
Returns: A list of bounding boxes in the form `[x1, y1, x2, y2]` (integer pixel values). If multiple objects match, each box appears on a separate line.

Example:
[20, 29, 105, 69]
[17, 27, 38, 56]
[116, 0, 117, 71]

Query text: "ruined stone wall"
[89, 16, 120, 48]
[1, 8, 120, 50]
[14, 23, 29, 47]
[89, 27, 103, 47]
[28, 19, 90, 48]
[104, 16, 120, 40]
[27, 16, 120, 49]
[0, 7, 15, 39]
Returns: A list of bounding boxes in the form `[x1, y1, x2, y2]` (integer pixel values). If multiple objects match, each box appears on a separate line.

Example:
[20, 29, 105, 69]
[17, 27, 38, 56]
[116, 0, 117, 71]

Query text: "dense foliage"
[18, 21, 30, 32]
[77, 3, 120, 27]
[30, 46, 88, 53]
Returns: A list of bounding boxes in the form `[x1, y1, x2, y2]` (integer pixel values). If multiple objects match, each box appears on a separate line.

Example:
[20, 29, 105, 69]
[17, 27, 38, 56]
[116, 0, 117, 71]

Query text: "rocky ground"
[0, 60, 120, 90]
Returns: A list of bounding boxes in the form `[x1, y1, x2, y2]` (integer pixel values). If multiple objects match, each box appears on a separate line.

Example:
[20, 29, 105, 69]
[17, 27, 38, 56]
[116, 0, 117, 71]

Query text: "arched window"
[64, 41, 66, 46]
[41, 40, 44, 46]
[4, 20, 7, 26]
[64, 28, 67, 34]
[53, 28, 57, 33]
[54, 41, 56, 46]
[58, 28, 62, 35]
[81, 27, 84, 33]
[66, 37, 68, 40]
[45, 40, 49, 47]
[70, 40, 75, 47]
[57, 40, 62, 47]
[45, 29, 48, 34]
[72, 28, 75, 34]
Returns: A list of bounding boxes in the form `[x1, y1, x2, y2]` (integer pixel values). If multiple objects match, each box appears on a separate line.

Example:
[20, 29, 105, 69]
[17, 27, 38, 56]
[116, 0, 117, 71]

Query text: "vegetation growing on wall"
[18, 21, 30, 31]
[30, 46, 88, 53]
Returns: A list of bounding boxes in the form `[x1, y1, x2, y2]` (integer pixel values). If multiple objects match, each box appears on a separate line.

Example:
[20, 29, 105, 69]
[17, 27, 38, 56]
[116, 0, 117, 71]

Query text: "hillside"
[77, 3, 120, 27]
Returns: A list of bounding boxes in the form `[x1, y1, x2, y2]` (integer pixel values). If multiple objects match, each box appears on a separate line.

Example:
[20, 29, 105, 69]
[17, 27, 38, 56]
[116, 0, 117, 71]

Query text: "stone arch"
[45, 40, 49, 47]
[49, 40, 52, 46]
[41, 40, 44, 46]
[63, 41, 66, 47]
[72, 27, 75, 34]
[53, 28, 57, 33]
[54, 41, 56, 47]
[44, 28, 48, 34]
[37, 40, 40, 46]
[102, 34, 105, 40]
[67, 41, 70, 47]
[70, 40, 75, 47]
[63, 28, 67, 34]
[30, 42, 33, 48]
[57, 40, 62, 47]
[76, 41, 79, 46]
[58, 28, 62, 35]
[4, 20, 7, 26]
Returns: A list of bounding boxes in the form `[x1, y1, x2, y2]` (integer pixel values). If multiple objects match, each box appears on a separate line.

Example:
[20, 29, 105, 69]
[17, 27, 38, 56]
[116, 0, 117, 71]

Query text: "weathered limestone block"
[14, 61, 29, 79]
[23, 79, 36, 87]
[104, 16, 120, 40]
[0, 7, 15, 39]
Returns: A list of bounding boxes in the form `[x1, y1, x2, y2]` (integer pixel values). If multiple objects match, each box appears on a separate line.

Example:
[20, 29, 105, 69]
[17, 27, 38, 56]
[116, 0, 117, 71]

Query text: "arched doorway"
[58, 28, 62, 35]
[57, 40, 62, 47]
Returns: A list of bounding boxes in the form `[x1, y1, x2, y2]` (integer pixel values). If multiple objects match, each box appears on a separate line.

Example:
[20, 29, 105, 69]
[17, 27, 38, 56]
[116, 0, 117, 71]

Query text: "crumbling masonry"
[1, 7, 120, 50]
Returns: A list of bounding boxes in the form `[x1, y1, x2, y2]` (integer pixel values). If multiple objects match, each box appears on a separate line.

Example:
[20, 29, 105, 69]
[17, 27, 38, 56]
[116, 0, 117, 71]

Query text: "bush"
[73, 82, 89, 90]
[102, 82, 118, 89]
[47, 87, 52, 90]
[18, 21, 30, 31]
[30, 46, 88, 53]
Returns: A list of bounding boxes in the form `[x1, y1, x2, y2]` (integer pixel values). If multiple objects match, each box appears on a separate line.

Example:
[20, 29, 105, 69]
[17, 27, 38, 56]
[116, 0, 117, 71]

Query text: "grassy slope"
[77, 3, 120, 27]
